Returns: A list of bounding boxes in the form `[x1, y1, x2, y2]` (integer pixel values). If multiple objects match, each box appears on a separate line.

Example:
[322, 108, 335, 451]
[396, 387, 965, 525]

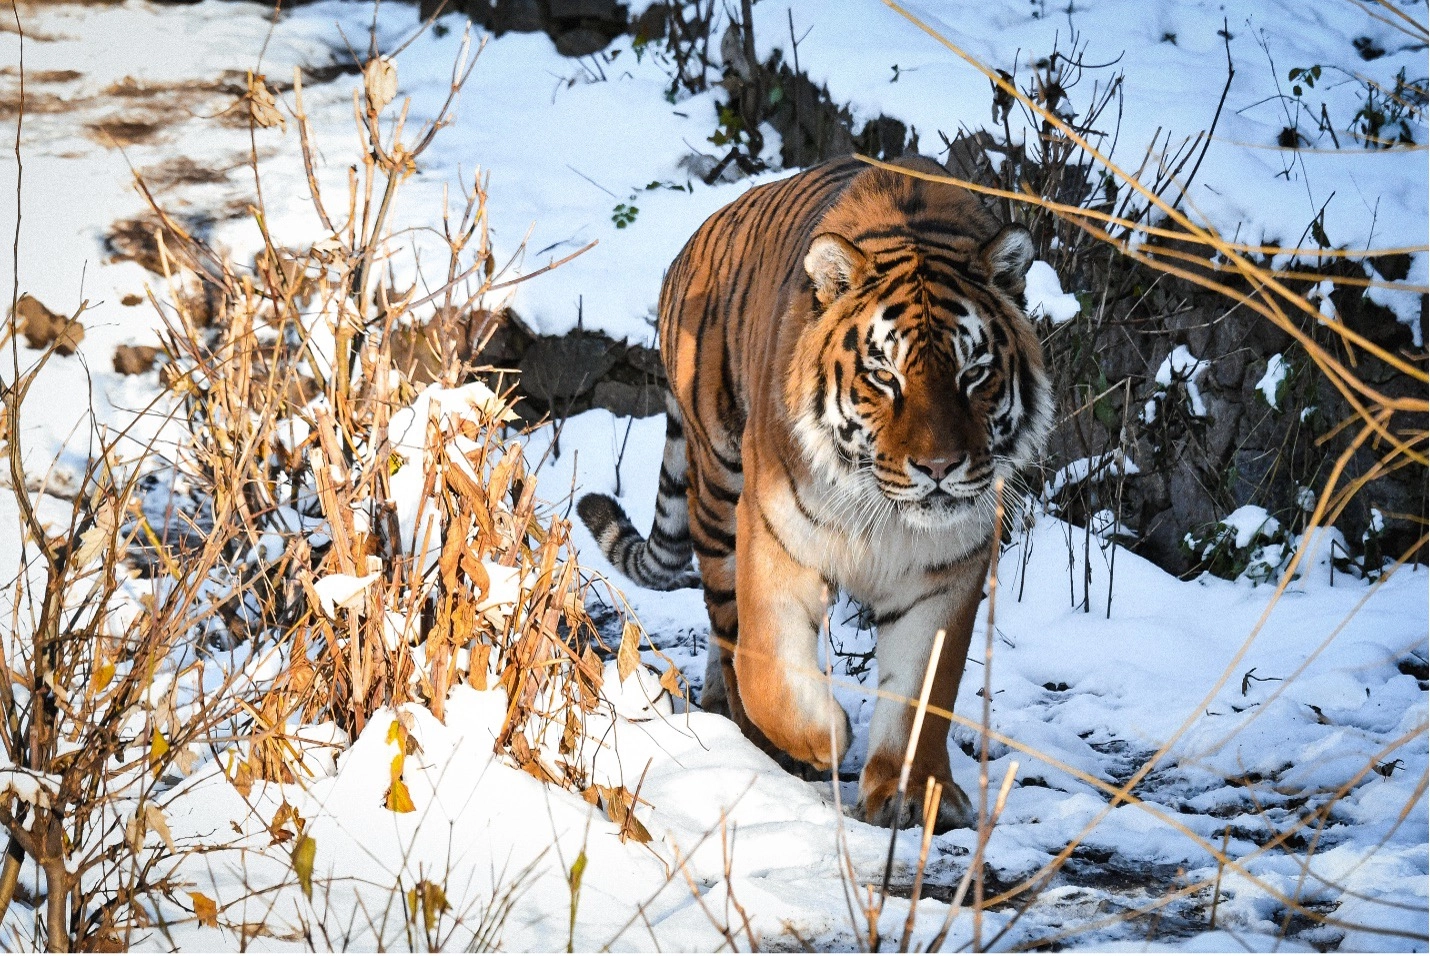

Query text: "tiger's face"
[788, 226, 1052, 532]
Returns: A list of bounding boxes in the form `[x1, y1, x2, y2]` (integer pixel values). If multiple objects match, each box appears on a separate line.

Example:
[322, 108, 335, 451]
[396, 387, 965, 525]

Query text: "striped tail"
[577, 393, 700, 591]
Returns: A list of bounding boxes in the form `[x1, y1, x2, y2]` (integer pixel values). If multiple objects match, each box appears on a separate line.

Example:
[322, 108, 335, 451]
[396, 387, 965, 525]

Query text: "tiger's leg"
[732, 492, 851, 770]
[860, 557, 985, 832]
[684, 456, 741, 720]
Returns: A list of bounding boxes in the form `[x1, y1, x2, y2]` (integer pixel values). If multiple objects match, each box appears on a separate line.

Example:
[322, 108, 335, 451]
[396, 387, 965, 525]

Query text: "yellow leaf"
[189, 892, 218, 929]
[149, 727, 169, 771]
[617, 620, 641, 685]
[291, 834, 316, 899]
[229, 758, 253, 799]
[90, 661, 115, 695]
[386, 752, 416, 813]
[659, 666, 684, 699]
[409, 879, 449, 933]
[386, 777, 416, 814]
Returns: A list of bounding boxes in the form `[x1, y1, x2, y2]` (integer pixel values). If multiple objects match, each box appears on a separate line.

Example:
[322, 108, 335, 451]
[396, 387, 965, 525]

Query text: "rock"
[624, 342, 664, 377]
[548, 0, 623, 18]
[489, 0, 542, 32]
[1211, 351, 1245, 389]
[114, 344, 160, 375]
[554, 27, 610, 56]
[517, 332, 619, 403]
[13, 294, 83, 356]
[592, 379, 662, 418]
[855, 115, 910, 160]
[633, 4, 667, 40]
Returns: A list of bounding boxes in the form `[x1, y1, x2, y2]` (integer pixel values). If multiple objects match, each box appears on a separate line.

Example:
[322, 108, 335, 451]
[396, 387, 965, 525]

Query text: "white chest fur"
[759, 472, 990, 606]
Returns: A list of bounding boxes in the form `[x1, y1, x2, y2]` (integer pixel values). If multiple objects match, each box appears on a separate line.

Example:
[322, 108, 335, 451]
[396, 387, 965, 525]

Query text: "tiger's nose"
[910, 455, 962, 481]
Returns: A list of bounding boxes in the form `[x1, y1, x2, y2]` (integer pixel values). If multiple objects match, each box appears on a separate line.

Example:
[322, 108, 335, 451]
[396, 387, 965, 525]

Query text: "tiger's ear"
[805, 233, 868, 307]
[981, 224, 1035, 293]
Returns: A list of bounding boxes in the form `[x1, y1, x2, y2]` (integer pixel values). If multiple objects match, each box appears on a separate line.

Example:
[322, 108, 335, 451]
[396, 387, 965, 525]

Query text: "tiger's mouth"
[876, 482, 991, 529]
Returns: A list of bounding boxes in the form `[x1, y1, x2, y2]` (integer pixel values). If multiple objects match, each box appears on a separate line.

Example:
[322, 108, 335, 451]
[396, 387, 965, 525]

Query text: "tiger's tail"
[577, 391, 700, 591]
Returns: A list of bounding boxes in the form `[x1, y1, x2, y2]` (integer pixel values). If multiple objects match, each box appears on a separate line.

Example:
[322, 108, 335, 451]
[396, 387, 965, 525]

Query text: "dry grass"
[0, 19, 654, 951]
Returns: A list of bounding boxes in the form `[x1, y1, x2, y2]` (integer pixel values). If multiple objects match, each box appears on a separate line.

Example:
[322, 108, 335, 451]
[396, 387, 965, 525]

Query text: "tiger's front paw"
[742, 685, 851, 772]
[860, 758, 974, 833]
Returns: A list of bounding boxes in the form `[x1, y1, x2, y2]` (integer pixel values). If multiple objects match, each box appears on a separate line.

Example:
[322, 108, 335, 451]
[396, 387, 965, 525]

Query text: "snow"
[1045, 450, 1141, 500]
[312, 572, 380, 616]
[0, 0, 1425, 950]
[1154, 344, 1213, 417]
[0, 768, 61, 810]
[1221, 505, 1282, 551]
[1025, 259, 1081, 323]
[1257, 352, 1288, 409]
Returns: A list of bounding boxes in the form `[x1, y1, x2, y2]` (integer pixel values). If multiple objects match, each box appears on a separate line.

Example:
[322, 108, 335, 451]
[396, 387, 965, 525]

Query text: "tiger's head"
[785, 164, 1053, 533]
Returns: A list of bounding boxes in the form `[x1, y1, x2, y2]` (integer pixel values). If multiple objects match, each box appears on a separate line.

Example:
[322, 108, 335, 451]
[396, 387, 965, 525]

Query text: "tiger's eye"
[869, 368, 898, 390]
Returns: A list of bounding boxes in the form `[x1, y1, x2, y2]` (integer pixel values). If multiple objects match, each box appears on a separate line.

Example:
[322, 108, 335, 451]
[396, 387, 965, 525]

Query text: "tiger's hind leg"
[684, 455, 742, 721]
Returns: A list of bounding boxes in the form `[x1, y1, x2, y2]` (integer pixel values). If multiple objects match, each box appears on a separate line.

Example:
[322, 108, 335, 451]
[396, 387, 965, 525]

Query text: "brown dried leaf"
[659, 665, 684, 699]
[617, 620, 641, 685]
[598, 785, 652, 844]
[229, 758, 253, 799]
[363, 57, 398, 113]
[269, 801, 306, 845]
[245, 72, 286, 130]
[581, 646, 604, 690]
[468, 643, 492, 691]
[560, 709, 580, 754]
[460, 553, 490, 594]
[75, 500, 119, 567]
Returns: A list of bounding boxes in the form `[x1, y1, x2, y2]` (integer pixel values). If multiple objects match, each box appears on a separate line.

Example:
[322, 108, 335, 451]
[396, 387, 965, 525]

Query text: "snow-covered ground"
[0, 0, 1426, 950]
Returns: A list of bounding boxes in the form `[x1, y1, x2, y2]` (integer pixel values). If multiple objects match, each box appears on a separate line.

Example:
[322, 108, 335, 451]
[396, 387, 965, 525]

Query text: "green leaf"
[292, 834, 316, 899]
[567, 849, 587, 954]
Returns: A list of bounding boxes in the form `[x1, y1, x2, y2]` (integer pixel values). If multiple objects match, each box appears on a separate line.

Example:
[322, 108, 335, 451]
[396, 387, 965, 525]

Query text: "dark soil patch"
[87, 117, 164, 147]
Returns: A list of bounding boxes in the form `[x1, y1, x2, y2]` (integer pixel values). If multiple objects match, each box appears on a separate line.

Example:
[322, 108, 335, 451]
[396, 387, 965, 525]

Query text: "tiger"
[578, 154, 1052, 832]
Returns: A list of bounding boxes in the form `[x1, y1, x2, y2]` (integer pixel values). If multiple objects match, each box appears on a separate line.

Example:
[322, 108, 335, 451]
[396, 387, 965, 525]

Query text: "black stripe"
[658, 467, 687, 497]
[775, 453, 825, 528]
[692, 510, 737, 551]
[872, 584, 947, 628]
[754, 501, 799, 562]
[703, 584, 736, 605]
[704, 479, 741, 504]
[694, 538, 733, 560]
